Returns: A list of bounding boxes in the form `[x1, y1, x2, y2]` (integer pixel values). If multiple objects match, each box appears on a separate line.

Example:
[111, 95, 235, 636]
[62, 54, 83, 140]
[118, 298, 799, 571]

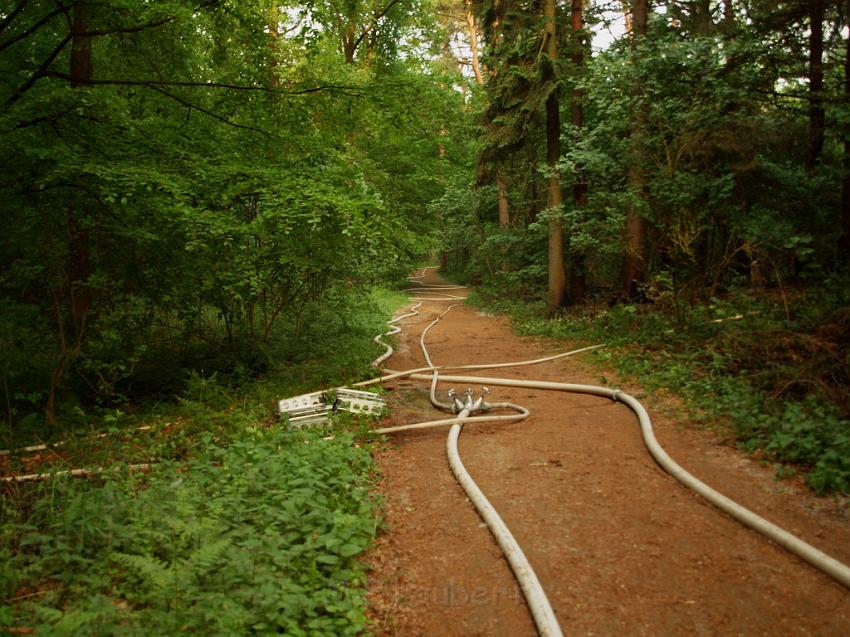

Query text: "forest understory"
[3, 268, 849, 635]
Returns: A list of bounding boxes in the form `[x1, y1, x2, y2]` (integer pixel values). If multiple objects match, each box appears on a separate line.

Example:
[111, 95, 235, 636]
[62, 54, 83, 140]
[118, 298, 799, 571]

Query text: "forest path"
[365, 269, 850, 636]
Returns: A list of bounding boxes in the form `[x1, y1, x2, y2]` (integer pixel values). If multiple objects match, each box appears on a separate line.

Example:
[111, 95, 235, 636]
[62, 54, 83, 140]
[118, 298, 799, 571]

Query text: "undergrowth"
[1, 428, 378, 636]
[469, 279, 850, 495]
[1, 285, 409, 636]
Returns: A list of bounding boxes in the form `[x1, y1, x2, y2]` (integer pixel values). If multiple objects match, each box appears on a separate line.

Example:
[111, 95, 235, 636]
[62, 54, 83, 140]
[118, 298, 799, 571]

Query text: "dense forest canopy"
[451, 0, 849, 304]
[2, 0, 849, 465]
[0, 0, 474, 429]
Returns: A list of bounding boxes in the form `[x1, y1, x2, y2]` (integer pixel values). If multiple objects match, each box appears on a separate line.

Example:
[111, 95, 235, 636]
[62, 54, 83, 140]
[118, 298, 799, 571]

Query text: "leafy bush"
[1, 427, 379, 636]
[1, 275, 407, 635]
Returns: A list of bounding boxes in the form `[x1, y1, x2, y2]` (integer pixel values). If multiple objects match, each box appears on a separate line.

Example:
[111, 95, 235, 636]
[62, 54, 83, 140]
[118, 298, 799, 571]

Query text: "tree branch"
[1, 2, 217, 54]
[54, 0, 73, 31]
[75, 15, 175, 37]
[14, 100, 80, 128]
[41, 72, 365, 96]
[147, 84, 271, 136]
[351, 0, 403, 58]
[0, 4, 69, 53]
[0, 0, 28, 35]
[5, 33, 72, 106]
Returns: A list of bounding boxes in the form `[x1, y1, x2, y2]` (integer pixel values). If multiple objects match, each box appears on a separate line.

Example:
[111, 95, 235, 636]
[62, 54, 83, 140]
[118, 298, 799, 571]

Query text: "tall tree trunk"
[466, 0, 484, 85]
[808, 0, 825, 171]
[69, 2, 92, 87]
[48, 2, 93, 424]
[694, 0, 712, 35]
[544, 0, 567, 312]
[569, 0, 587, 304]
[344, 18, 357, 64]
[467, 0, 510, 228]
[66, 210, 90, 341]
[723, 0, 734, 26]
[841, 0, 850, 254]
[68, 2, 92, 335]
[621, 0, 632, 35]
[570, 0, 585, 189]
[621, 0, 647, 298]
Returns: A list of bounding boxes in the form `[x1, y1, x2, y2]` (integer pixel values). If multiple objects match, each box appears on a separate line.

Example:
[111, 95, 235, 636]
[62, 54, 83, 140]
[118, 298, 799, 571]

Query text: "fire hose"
[364, 270, 850, 636]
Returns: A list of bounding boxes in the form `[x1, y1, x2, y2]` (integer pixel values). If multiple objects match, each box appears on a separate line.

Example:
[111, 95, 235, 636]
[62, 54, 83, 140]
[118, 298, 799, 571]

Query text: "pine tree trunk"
[621, 0, 647, 298]
[569, 0, 587, 304]
[544, 0, 567, 312]
[808, 0, 825, 171]
[468, 1, 509, 227]
[841, 0, 850, 254]
[466, 0, 484, 85]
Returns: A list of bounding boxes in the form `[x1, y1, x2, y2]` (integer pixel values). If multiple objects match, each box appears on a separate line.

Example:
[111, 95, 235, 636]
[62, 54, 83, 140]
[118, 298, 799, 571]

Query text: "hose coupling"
[448, 387, 491, 414]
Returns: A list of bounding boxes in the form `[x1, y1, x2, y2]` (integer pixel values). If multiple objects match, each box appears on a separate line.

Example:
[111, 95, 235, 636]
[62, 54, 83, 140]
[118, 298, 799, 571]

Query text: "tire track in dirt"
[366, 270, 850, 636]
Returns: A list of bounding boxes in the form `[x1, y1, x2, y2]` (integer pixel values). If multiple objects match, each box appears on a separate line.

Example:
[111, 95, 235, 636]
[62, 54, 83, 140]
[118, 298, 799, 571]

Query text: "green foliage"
[0, 283, 406, 456]
[450, 1, 849, 299]
[0, 0, 472, 428]
[0, 276, 402, 635]
[0, 3, 463, 634]
[1, 427, 379, 636]
[439, 1, 850, 495]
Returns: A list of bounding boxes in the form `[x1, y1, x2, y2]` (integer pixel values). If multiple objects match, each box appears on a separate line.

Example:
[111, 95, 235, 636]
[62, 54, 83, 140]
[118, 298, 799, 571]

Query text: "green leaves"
[2, 428, 379, 635]
[0, 0, 470, 422]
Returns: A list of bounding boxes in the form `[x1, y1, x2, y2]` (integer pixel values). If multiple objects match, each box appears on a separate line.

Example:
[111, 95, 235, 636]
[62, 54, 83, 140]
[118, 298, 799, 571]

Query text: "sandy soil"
[365, 270, 850, 636]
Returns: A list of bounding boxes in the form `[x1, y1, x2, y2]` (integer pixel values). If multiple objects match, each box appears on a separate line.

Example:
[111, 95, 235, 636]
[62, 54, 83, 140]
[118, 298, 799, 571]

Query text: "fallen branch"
[2, 463, 153, 483]
[0, 424, 160, 457]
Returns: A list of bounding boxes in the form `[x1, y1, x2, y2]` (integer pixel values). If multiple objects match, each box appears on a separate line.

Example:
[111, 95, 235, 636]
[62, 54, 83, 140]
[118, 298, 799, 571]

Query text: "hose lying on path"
[402, 371, 850, 592]
[378, 273, 565, 636]
[4, 267, 848, 618]
[371, 273, 850, 635]
[447, 411, 564, 637]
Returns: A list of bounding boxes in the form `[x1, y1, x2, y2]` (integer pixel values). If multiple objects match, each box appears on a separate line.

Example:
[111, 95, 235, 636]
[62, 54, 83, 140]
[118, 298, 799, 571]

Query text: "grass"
[468, 282, 850, 495]
[0, 284, 410, 636]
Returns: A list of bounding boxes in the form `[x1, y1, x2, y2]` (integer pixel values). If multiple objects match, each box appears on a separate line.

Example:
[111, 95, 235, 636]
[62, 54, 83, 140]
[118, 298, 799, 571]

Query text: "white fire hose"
[365, 269, 850, 637]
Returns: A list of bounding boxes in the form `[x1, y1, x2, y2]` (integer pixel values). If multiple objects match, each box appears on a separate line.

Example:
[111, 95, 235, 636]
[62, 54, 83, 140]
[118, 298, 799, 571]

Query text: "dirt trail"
[365, 270, 850, 636]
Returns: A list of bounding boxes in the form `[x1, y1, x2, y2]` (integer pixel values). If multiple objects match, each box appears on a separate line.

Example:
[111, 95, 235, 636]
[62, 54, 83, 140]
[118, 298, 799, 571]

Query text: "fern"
[183, 536, 232, 581]
[111, 551, 175, 595]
